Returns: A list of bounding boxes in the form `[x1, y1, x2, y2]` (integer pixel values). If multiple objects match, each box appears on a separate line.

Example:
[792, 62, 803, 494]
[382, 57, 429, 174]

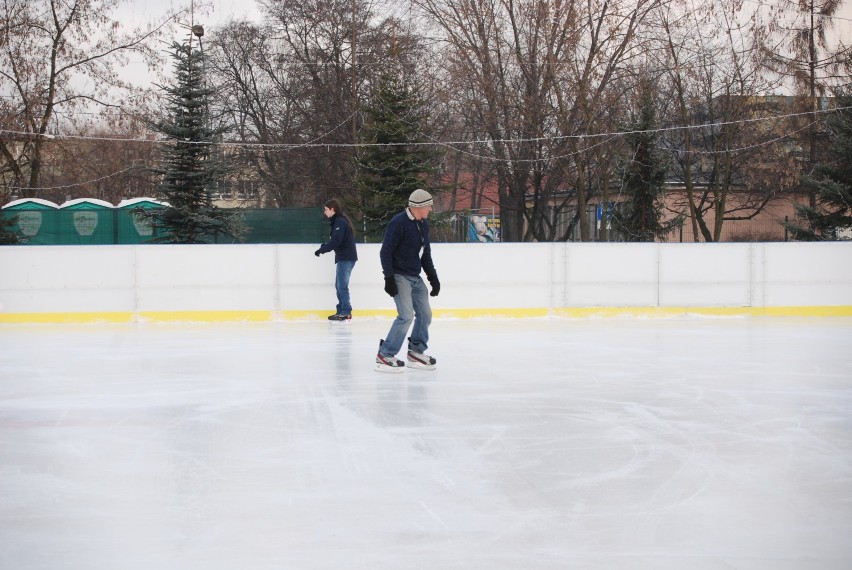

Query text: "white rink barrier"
[1, 242, 851, 322]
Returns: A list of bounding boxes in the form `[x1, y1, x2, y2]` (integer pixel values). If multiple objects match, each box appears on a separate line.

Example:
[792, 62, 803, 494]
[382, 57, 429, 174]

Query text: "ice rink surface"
[1, 317, 851, 569]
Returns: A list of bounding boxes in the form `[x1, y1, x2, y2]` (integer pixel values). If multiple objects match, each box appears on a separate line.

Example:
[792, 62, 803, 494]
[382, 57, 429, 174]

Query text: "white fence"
[1, 242, 851, 322]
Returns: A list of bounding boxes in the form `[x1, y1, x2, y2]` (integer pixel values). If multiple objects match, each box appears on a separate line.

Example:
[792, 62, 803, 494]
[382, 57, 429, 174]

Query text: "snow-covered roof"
[58, 198, 114, 209]
[116, 197, 169, 208]
[2, 198, 60, 209]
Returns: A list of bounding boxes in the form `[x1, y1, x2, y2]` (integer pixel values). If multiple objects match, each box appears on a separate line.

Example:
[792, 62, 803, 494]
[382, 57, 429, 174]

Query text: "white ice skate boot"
[375, 340, 405, 373]
[407, 349, 437, 370]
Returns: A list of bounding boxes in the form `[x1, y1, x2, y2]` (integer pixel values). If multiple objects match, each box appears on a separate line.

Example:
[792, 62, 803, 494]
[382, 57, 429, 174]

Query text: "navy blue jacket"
[380, 209, 437, 280]
[318, 213, 357, 263]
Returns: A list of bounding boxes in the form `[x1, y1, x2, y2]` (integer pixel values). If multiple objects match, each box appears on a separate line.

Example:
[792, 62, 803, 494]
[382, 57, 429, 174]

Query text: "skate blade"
[406, 361, 436, 370]
[375, 363, 405, 373]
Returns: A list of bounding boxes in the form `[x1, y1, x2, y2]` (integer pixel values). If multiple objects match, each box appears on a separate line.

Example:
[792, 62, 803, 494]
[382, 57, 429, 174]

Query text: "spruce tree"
[613, 79, 676, 242]
[787, 94, 852, 240]
[353, 65, 441, 240]
[142, 40, 242, 243]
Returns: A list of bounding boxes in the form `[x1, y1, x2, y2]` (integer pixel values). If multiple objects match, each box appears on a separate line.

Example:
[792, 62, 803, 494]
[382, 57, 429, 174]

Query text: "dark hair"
[324, 199, 356, 236]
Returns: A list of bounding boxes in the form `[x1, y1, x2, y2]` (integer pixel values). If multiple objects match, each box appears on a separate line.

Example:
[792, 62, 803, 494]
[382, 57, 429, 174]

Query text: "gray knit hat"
[408, 189, 433, 208]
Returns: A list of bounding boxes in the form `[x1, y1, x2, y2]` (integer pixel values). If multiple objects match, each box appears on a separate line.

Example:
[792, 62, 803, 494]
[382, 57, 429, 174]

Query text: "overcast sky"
[118, 0, 851, 46]
[117, 0, 262, 28]
[112, 0, 262, 88]
[114, 0, 851, 90]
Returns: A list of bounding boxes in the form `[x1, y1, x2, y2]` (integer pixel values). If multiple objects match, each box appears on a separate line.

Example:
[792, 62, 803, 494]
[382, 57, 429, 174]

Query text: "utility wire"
[3, 164, 145, 193]
[3, 104, 848, 150]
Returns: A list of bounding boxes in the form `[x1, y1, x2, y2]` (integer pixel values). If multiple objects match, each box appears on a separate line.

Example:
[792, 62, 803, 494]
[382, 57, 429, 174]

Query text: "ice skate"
[375, 340, 405, 373]
[407, 349, 437, 370]
[328, 313, 352, 322]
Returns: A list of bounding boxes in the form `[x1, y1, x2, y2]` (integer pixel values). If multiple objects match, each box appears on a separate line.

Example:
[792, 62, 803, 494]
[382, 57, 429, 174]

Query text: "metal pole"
[351, 0, 357, 144]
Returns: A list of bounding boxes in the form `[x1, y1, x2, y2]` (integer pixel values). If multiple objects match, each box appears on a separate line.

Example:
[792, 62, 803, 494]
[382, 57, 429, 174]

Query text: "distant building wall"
[658, 189, 809, 242]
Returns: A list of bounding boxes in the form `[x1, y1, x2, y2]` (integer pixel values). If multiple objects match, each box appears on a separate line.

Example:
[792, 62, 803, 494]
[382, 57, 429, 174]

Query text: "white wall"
[1, 242, 851, 321]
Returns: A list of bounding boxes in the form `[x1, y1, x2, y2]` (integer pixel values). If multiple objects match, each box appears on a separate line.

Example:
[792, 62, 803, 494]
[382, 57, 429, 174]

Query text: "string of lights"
[2, 106, 848, 192]
[2, 105, 848, 150]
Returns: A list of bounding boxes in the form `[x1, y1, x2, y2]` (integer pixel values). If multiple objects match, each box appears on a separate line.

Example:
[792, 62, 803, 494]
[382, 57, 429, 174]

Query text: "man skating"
[375, 189, 441, 373]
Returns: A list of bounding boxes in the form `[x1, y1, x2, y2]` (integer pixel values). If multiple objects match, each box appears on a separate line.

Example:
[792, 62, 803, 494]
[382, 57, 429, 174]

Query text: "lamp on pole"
[181, 15, 210, 205]
[191, 24, 204, 46]
[190, 23, 213, 206]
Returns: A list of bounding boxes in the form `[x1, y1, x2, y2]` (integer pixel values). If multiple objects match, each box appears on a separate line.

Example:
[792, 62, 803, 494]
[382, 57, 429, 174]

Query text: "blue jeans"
[335, 260, 355, 316]
[380, 274, 432, 356]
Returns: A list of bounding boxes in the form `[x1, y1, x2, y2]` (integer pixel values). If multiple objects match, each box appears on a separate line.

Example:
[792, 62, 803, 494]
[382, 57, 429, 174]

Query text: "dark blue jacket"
[318, 213, 357, 263]
[380, 209, 437, 280]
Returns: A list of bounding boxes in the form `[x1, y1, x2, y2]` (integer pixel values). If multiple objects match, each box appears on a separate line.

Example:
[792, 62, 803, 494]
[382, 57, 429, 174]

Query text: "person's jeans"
[380, 274, 432, 356]
[335, 260, 355, 315]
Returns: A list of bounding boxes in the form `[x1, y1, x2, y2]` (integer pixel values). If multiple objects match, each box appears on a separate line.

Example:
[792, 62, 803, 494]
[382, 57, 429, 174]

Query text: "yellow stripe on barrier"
[551, 306, 852, 318]
[1, 306, 851, 324]
[760, 305, 852, 317]
[138, 311, 274, 323]
[434, 307, 551, 319]
[0, 312, 134, 324]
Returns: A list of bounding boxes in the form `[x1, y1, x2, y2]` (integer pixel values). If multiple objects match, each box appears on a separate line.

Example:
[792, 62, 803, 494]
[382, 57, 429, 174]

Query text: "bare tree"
[655, 0, 797, 241]
[0, 0, 185, 198]
[206, 20, 307, 206]
[261, 0, 368, 203]
[425, 56, 500, 217]
[760, 0, 851, 206]
[208, 1, 428, 207]
[550, 0, 664, 241]
[413, 0, 556, 241]
[415, 0, 662, 241]
[28, 126, 157, 204]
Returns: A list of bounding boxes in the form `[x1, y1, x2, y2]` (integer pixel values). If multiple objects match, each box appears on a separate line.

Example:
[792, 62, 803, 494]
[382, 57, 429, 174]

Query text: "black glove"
[384, 276, 398, 297]
[427, 275, 440, 297]
[314, 248, 322, 257]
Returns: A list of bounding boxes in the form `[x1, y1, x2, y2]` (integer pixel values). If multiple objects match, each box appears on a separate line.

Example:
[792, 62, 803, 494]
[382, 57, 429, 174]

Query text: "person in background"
[315, 199, 358, 321]
[375, 189, 440, 372]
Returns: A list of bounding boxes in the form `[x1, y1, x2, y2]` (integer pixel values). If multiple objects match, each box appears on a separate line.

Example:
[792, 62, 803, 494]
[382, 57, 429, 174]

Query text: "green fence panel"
[241, 208, 325, 244]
